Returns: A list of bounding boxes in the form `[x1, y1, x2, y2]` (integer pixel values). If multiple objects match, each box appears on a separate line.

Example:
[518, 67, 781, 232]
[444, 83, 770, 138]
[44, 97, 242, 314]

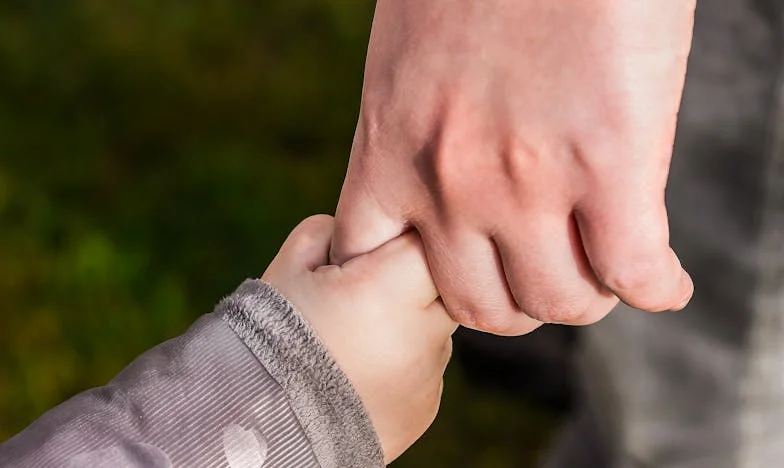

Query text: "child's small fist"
[262, 215, 456, 463]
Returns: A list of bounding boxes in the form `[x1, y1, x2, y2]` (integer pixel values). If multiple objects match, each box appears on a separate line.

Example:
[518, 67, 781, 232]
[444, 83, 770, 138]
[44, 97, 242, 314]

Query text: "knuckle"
[292, 214, 333, 242]
[307, 213, 335, 224]
[301, 213, 334, 231]
[449, 303, 524, 336]
[522, 298, 591, 325]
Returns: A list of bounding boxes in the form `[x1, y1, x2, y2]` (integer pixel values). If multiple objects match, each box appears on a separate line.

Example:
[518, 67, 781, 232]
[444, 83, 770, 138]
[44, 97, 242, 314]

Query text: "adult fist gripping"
[333, 0, 696, 335]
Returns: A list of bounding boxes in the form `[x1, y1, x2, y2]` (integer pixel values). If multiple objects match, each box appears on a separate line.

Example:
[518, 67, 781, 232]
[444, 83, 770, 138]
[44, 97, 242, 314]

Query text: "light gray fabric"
[219, 280, 384, 468]
[0, 280, 383, 468]
[566, 1, 784, 467]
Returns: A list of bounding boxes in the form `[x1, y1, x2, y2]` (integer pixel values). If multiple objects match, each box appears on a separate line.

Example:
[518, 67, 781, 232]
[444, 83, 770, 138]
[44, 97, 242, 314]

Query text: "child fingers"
[424, 299, 455, 377]
[426, 298, 459, 340]
[341, 230, 439, 307]
[264, 215, 335, 280]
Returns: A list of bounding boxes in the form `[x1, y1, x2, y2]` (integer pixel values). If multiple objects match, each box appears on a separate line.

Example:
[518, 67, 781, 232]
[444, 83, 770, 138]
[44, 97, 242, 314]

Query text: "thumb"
[263, 215, 334, 281]
[331, 158, 405, 265]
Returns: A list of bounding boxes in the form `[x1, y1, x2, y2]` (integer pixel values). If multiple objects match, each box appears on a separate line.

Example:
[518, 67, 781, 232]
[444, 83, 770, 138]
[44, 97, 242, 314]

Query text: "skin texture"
[262, 215, 457, 464]
[332, 0, 697, 335]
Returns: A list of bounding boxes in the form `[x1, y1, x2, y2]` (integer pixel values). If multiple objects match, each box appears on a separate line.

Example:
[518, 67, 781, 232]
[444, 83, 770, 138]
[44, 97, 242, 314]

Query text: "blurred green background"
[0, 2, 560, 466]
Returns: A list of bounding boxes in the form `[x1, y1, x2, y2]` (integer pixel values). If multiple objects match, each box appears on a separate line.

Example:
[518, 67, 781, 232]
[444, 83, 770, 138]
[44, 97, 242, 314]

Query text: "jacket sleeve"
[0, 280, 384, 468]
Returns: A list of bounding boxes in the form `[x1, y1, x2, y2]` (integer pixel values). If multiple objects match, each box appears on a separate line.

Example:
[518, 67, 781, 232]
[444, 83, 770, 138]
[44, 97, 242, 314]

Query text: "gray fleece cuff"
[217, 280, 384, 468]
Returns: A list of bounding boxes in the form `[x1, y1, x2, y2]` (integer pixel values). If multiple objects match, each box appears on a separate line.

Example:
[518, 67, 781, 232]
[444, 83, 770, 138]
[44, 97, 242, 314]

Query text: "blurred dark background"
[0, 2, 573, 466]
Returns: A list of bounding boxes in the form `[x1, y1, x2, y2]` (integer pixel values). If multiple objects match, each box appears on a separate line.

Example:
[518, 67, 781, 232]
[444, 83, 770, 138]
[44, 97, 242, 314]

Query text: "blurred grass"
[0, 2, 556, 465]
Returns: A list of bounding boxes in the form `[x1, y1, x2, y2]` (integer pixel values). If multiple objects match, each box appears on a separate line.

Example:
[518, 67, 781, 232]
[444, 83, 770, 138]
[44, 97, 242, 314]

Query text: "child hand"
[262, 215, 457, 464]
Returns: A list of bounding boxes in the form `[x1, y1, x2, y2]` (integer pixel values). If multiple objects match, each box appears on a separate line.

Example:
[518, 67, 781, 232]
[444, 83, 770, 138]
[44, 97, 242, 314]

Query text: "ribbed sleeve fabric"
[218, 280, 384, 468]
[0, 280, 383, 468]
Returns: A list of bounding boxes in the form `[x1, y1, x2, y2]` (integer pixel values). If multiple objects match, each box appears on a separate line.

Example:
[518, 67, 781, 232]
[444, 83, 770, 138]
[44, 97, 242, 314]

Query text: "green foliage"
[0, 2, 555, 465]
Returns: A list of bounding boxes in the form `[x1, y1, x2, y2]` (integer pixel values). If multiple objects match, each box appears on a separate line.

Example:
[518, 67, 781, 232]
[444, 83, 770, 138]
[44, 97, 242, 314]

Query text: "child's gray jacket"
[0, 280, 384, 468]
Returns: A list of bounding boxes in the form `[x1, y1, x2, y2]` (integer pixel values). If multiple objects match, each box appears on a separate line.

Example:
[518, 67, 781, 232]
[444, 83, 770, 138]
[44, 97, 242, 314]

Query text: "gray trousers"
[551, 1, 784, 467]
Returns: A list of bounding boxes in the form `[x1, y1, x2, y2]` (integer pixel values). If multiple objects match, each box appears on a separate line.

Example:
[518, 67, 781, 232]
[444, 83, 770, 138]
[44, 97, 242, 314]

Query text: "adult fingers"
[576, 185, 693, 312]
[418, 225, 542, 336]
[495, 213, 619, 325]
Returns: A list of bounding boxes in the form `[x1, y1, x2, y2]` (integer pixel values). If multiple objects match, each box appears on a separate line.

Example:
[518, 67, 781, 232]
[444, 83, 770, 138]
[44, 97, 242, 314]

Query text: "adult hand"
[332, 0, 696, 335]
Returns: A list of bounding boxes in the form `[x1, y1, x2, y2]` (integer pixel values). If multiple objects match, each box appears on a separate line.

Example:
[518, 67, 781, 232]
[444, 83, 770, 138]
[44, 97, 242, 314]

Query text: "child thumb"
[268, 215, 335, 276]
